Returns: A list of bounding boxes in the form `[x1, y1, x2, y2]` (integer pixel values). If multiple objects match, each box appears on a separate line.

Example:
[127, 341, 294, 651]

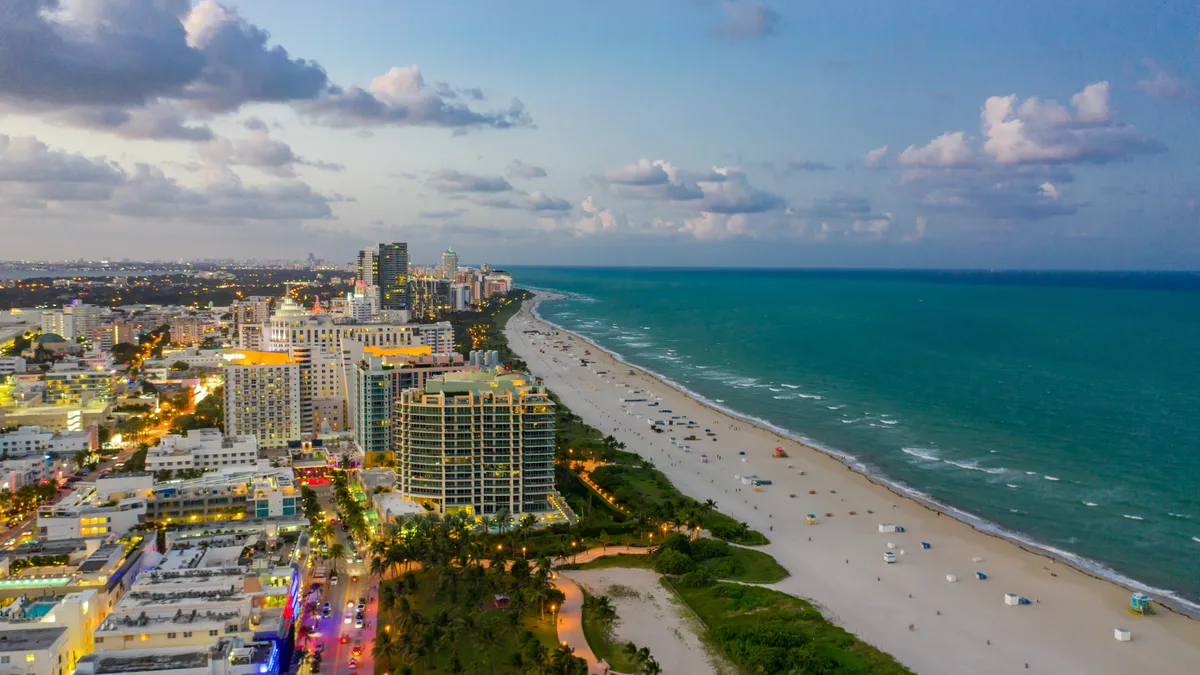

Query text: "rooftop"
[0, 626, 67, 651]
[87, 649, 210, 674]
[425, 372, 534, 394]
[220, 350, 294, 366]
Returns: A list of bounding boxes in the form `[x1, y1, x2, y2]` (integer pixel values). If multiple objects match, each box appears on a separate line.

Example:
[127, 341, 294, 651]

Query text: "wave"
[1168, 513, 1192, 519]
[902, 447, 941, 462]
[1083, 502, 1099, 507]
[772, 395, 789, 400]
[1123, 515, 1145, 521]
[797, 393, 823, 400]
[1006, 484, 1019, 488]
[781, 384, 800, 389]
[768, 387, 782, 392]
[1044, 476, 1060, 481]
[943, 459, 1006, 475]
[1194, 537, 1200, 544]
[841, 418, 861, 424]
[525, 290, 1200, 616]
[827, 404, 845, 409]
[880, 419, 898, 425]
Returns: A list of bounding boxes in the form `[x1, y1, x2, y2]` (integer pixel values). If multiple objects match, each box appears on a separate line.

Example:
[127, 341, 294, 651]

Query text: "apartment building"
[0, 590, 102, 675]
[0, 627, 71, 675]
[37, 474, 152, 541]
[0, 426, 92, 458]
[393, 372, 557, 516]
[42, 365, 115, 407]
[145, 430, 259, 473]
[221, 352, 300, 449]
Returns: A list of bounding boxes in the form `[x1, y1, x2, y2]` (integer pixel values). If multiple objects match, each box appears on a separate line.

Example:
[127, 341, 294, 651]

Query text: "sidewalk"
[553, 573, 610, 675]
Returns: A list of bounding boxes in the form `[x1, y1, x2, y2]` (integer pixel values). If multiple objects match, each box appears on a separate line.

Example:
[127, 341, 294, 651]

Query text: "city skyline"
[0, 1, 1198, 269]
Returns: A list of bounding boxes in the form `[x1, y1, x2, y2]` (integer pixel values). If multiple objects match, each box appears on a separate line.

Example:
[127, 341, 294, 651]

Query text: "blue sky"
[0, 0, 1197, 268]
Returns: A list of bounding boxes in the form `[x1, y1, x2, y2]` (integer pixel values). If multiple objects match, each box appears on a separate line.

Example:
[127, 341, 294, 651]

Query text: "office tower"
[451, 284, 472, 311]
[377, 243, 410, 311]
[41, 310, 75, 341]
[222, 351, 301, 448]
[441, 248, 459, 279]
[393, 372, 558, 516]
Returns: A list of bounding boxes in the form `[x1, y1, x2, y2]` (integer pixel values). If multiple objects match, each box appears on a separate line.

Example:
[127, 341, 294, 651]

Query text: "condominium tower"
[393, 372, 557, 516]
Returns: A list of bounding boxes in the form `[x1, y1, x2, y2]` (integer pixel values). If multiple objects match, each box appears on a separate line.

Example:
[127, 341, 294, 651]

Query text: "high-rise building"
[393, 372, 558, 516]
[357, 247, 379, 287]
[409, 276, 452, 321]
[347, 344, 475, 464]
[222, 351, 301, 448]
[451, 284, 473, 311]
[41, 310, 75, 341]
[441, 248, 459, 279]
[43, 364, 115, 406]
[377, 242, 410, 311]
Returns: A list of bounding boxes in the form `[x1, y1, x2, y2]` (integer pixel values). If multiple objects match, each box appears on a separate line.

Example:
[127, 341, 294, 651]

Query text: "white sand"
[508, 292, 1200, 675]
[564, 568, 724, 675]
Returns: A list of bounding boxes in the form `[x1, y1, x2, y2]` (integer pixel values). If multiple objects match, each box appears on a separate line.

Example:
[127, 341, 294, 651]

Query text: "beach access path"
[507, 292, 1200, 675]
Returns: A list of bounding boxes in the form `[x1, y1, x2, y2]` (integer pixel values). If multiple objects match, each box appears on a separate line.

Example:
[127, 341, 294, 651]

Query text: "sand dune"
[507, 292, 1200, 675]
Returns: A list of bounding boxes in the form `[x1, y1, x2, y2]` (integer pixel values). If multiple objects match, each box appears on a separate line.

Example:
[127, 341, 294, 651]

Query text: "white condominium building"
[0, 425, 92, 458]
[221, 352, 300, 449]
[145, 429, 259, 473]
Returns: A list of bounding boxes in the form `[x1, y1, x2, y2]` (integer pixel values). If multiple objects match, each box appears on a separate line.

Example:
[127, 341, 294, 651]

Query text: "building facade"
[393, 373, 557, 516]
[145, 429, 259, 473]
[222, 352, 300, 449]
[376, 242, 409, 311]
[42, 367, 115, 407]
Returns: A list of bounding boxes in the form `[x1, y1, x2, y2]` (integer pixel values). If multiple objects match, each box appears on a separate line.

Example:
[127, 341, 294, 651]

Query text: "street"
[305, 485, 379, 675]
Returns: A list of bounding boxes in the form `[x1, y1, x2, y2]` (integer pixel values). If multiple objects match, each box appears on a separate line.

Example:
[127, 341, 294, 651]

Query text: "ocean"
[509, 267, 1200, 610]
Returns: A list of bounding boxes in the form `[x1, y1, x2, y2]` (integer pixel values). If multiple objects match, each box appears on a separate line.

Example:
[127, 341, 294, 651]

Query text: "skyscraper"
[377, 243, 409, 311]
[440, 247, 459, 280]
[356, 247, 378, 287]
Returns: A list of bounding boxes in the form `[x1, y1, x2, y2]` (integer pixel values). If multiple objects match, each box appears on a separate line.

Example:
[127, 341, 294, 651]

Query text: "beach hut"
[883, 552, 896, 564]
[878, 524, 897, 533]
[805, 514, 817, 525]
[1114, 628, 1131, 642]
[976, 572, 988, 580]
[1005, 594, 1021, 606]
[946, 574, 958, 583]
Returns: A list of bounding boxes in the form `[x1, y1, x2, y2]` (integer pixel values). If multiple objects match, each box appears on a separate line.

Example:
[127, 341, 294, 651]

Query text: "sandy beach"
[564, 568, 725, 675]
[507, 291, 1200, 675]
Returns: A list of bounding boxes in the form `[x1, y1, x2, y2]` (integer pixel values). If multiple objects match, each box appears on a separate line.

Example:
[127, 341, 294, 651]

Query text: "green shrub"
[653, 548, 696, 575]
[657, 531, 692, 556]
[689, 537, 729, 561]
[677, 568, 715, 588]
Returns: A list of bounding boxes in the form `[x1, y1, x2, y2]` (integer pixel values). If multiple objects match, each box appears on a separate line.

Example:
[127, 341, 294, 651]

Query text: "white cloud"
[1039, 182, 1059, 200]
[898, 131, 973, 167]
[1136, 58, 1196, 104]
[863, 145, 888, 169]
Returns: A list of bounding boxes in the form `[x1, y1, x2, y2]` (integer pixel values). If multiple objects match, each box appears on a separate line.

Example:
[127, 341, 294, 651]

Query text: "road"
[306, 485, 379, 675]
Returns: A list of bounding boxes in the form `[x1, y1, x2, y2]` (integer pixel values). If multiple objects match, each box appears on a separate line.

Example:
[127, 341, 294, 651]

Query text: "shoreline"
[526, 290, 1199, 619]
[510, 289, 1200, 675]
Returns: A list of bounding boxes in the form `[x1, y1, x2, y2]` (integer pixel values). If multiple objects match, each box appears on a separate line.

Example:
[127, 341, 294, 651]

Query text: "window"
[1, 656, 9, 664]
[208, 630, 219, 637]
[26, 654, 35, 663]
[167, 633, 177, 639]
[124, 636, 134, 642]
[140, 634, 150, 641]
[183, 632, 193, 638]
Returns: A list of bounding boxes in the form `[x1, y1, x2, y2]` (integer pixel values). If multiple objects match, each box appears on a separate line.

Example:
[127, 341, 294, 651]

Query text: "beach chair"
[976, 572, 988, 580]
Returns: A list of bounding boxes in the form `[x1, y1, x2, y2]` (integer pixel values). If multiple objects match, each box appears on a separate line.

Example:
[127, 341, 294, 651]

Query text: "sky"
[0, 0, 1197, 269]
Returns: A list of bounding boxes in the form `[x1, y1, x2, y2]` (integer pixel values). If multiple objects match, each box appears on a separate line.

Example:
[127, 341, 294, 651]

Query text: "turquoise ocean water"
[510, 267, 1200, 610]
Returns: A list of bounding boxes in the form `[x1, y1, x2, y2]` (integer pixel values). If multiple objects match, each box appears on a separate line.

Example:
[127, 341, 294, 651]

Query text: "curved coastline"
[526, 288, 1200, 619]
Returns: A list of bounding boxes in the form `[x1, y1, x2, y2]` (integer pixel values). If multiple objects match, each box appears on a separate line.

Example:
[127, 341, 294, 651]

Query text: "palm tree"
[495, 507, 514, 534]
[477, 616, 505, 675]
[480, 514, 495, 534]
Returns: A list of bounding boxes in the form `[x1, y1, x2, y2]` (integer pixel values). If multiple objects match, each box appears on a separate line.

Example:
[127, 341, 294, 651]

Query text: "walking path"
[564, 545, 652, 566]
[553, 573, 611, 675]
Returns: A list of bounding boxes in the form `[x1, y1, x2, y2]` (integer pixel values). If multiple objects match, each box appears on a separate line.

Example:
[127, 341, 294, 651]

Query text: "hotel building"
[145, 429, 259, 473]
[221, 352, 300, 449]
[393, 372, 557, 516]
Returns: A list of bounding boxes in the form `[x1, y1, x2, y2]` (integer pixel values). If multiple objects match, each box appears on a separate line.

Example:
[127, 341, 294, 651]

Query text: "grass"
[666, 580, 914, 675]
[589, 464, 770, 546]
[579, 587, 642, 674]
[702, 546, 789, 584]
[559, 553, 656, 571]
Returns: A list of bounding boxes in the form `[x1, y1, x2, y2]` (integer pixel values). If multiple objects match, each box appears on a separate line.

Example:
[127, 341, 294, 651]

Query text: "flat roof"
[80, 648, 212, 674]
[220, 350, 294, 366]
[0, 626, 67, 651]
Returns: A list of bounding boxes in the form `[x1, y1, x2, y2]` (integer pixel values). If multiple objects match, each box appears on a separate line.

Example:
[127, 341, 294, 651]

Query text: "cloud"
[199, 130, 344, 177]
[713, 2, 782, 42]
[694, 167, 785, 214]
[464, 190, 573, 213]
[301, 65, 532, 130]
[427, 170, 513, 193]
[418, 209, 465, 219]
[902, 215, 929, 243]
[0, 133, 334, 222]
[898, 131, 973, 167]
[981, 82, 1162, 164]
[0, 1, 529, 138]
[527, 192, 572, 212]
[863, 145, 888, 170]
[599, 159, 783, 214]
[899, 163, 1081, 221]
[243, 117, 268, 131]
[603, 159, 673, 186]
[506, 159, 547, 179]
[785, 160, 836, 172]
[1136, 58, 1196, 105]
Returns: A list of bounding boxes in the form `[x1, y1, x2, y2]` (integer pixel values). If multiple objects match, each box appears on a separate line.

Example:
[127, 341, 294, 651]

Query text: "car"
[355, 617, 364, 629]
[343, 615, 351, 625]
[345, 600, 354, 608]
[347, 658, 357, 668]
[339, 635, 350, 644]
[351, 642, 362, 657]
[357, 597, 365, 606]
[350, 575, 359, 582]
[330, 575, 339, 585]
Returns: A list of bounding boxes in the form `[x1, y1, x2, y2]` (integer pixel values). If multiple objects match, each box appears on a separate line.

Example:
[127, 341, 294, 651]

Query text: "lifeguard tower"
[1129, 593, 1154, 616]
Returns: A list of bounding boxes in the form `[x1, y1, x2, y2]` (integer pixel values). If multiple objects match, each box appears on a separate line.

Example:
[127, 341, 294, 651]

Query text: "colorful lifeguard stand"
[805, 514, 817, 525]
[1129, 593, 1154, 616]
